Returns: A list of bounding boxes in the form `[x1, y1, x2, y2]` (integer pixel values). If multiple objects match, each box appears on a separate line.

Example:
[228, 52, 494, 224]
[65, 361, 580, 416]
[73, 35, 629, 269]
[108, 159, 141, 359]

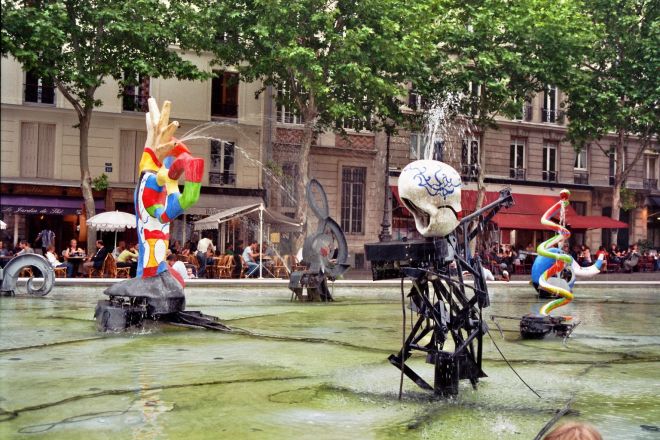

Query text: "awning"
[193, 203, 302, 232]
[462, 191, 579, 217]
[0, 195, 104, 215]
[565, 215, 628, 229]
[185, 194, 264, 216]
[491, 213, 552, 230]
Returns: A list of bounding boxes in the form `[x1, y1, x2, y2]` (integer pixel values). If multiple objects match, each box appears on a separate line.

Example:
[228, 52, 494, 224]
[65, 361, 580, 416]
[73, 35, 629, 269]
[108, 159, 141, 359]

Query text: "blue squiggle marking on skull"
[409, 166, 461, 199]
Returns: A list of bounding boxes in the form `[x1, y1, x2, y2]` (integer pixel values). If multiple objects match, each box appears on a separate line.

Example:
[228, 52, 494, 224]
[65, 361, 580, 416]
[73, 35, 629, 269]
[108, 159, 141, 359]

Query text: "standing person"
[45, 245, 74, 277]
[35, 227, 55, 255]
[83, 240, 108, 274]
[242, 241, 261, 277]
[196, 234, 215, 277]
[166, 253, 188, 280]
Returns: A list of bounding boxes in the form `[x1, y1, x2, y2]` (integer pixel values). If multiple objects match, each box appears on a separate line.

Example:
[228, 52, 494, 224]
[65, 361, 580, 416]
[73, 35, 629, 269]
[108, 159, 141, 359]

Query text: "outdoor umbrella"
[86, 211, 137, 248]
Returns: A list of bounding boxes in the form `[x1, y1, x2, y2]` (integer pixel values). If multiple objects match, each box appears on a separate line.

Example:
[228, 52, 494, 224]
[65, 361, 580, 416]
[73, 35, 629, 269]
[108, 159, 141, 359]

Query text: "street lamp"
[378, 128, 393, 242]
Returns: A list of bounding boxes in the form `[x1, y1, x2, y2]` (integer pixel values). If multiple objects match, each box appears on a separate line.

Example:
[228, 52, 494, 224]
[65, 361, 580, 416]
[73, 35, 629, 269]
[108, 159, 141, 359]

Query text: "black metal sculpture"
[0, 254, 55, 296]
[365, 189, 513, 396]
[289, 179, 350, 301]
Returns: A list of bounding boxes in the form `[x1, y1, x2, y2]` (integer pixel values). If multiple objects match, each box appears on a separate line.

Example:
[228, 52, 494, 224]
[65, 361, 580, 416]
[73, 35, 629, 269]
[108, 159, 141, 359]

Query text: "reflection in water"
[0, 285, 658, 439]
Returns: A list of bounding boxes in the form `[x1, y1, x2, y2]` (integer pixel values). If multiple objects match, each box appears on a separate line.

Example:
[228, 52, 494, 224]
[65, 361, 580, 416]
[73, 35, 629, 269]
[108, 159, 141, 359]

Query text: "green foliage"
[564, 0, 659, 150]
[619, 187, 637, 211]
[206, 0, 442, 132]
[433, 0, 594, 129]
[92, 173, 108, 191]
[1, 0, 211, 114]
[636, 238, 653, 254]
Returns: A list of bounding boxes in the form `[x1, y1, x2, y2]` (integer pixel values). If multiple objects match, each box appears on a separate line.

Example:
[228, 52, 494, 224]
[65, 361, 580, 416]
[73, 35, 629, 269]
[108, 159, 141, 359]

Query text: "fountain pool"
[0, 284, 658, 439]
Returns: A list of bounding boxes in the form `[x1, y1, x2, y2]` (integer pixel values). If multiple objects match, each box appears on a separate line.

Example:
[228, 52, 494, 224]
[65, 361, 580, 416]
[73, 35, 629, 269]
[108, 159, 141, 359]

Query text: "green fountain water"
[0, 284, 658, 439]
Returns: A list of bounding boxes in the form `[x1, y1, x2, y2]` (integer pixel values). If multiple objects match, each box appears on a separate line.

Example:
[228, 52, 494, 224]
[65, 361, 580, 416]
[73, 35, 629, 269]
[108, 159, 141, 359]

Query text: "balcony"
[122, 92, 148, 112]
[574, 170, 589, 184]
[209, 171, 236, 186]
[461, 164, 479, 180]
[509, 168, 526, 180]
[643, 178, 658, 190]
[24, 83, 55, 105]
[541, 108, 565, 124]
[542, 170, 558, 182]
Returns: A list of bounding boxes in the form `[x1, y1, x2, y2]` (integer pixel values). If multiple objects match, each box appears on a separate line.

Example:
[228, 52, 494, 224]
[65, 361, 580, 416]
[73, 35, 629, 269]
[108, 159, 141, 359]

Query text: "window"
[24, 70, 54, 104]
[211, 71, 239, 118]
[572, 201, 587, 216]
[209, 140, 235, 186]
[509, 139, 525, 179]
[410, 133, 427, 160]
[276, 84, 305, 124]
[609, 147, 626, 185]
[341, 116, 370, 131]
[645, 155, 658, 190]
[513, 98, 533, 121]
[574, 148, 588, 170]
[542, 143, 558, 182]
[119, 130, 148, 183]
[461, 138, 479, 178]
[408, 88, 426, 111]
[341, 167, 366, 234]
[20, 122, 55, 178]
[122, 71, 150, 112]
[469, 82, 481, 115]
[281, 162, 298, 208]
[542, 85, 557, 123]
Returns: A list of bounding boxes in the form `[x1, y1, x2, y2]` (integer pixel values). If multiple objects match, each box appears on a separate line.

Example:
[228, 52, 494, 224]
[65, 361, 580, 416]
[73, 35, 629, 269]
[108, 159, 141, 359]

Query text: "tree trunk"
[79, 111, 97, 253]
[292, 103, 318, 256]
[610, 127, 626, 246]
[470, 131, 487, 256]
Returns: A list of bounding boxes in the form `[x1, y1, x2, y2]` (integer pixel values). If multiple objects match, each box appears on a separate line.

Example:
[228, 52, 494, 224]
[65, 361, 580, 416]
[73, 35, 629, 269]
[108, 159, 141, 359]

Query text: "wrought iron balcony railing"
[574, 170, 589, 185]
[542, 170, 558, 182]
[509, 167, 526, 180]
[643, 178, 658, 190]
[541, 108, 565, 124]
[24, 83, 55, 105]
[122, 93, 148, 112]
[209, 172, 236, 186]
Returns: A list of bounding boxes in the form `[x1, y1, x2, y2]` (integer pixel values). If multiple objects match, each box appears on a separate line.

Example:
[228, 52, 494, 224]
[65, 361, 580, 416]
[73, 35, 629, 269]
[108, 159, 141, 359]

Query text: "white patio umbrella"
[0, 220, 6, 230]
[86, 211, 136, 248]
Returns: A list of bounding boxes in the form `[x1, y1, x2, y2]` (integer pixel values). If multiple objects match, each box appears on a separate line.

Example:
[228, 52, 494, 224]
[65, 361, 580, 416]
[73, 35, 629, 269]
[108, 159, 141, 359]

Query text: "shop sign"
[1, 206, 73, 215]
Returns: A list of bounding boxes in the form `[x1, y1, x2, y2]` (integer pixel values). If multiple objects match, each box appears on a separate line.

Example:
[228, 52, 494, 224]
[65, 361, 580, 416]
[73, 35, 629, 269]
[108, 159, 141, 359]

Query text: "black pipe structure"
[365, 189, 513, 396]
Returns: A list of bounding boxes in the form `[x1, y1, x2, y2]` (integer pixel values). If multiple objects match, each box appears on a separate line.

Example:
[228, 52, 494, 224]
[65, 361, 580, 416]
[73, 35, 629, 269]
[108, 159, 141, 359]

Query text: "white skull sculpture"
[398, 160, 462, 237]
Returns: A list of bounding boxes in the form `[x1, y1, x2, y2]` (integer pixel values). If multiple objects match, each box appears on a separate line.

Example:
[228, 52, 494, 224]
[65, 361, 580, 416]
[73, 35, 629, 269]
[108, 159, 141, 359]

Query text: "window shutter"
[20, 122, 39, 177]
[119, 130, 137, 183]
[37, 123, 55, 178]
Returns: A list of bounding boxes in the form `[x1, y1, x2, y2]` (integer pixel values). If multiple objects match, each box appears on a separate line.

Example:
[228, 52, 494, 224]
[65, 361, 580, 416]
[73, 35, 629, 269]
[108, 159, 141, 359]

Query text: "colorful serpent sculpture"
[533, 189, 603, 316]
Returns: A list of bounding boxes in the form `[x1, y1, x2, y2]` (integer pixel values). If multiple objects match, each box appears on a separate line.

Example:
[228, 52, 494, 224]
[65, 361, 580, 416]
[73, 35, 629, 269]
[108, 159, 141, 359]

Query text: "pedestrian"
[196, 234, 215, 277]
[35, 227, 55, 255]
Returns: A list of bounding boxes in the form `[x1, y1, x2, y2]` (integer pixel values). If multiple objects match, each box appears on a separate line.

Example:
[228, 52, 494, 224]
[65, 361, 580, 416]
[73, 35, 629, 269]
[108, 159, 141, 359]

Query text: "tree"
[432, 0, 593, 250]
[1, 0, 210, 251]
[206, 0, 442, 238]
[563, 0, 659, 245]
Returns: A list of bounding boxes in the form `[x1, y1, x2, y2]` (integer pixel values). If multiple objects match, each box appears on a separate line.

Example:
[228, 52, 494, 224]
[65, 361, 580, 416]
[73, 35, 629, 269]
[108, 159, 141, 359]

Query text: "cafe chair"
[217, 255, 234, 279]
[272, 256, 289, 279]
[54, 267, 67, 278]
[88, 254, 111, 278]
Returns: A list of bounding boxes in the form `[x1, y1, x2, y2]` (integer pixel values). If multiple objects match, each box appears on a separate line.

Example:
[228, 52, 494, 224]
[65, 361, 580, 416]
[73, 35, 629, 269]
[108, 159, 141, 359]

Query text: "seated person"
[16, 240, 34, 256]
[117, 243, 139, 277]
[242, 241, 261, 277]
[623, 244, 640, 272]
[112, 240, 126, 259]
[45, 245, 74, 277]
[62, 239, 85, 259]
[167, 253, 189, 280]
[83, 240, 109, 274]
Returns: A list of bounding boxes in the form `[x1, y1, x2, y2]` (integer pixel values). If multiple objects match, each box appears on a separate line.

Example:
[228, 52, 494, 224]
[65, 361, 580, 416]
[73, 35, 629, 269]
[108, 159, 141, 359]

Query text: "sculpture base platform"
[519, 314, 577, 339]
[95, 296, 231, 333]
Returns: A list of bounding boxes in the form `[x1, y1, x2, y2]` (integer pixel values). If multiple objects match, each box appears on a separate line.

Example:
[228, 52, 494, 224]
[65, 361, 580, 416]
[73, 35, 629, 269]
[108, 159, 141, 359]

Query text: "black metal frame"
[365, 189, 513, 396]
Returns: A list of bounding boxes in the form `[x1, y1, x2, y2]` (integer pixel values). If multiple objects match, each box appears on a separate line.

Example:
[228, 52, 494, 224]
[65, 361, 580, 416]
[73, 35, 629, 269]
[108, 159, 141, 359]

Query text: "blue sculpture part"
[530, 247, 562, 286]
[0, 254, 55, 296]
[410, 166, 461, 199]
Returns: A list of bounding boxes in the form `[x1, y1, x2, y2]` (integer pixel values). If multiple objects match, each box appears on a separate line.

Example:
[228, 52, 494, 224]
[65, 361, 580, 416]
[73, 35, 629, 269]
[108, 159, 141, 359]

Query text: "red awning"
[491, 213, 553, 230]
[461, 191, 578, 217]
[390, 186, 412, 217]
[565, 215, 628, 229]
